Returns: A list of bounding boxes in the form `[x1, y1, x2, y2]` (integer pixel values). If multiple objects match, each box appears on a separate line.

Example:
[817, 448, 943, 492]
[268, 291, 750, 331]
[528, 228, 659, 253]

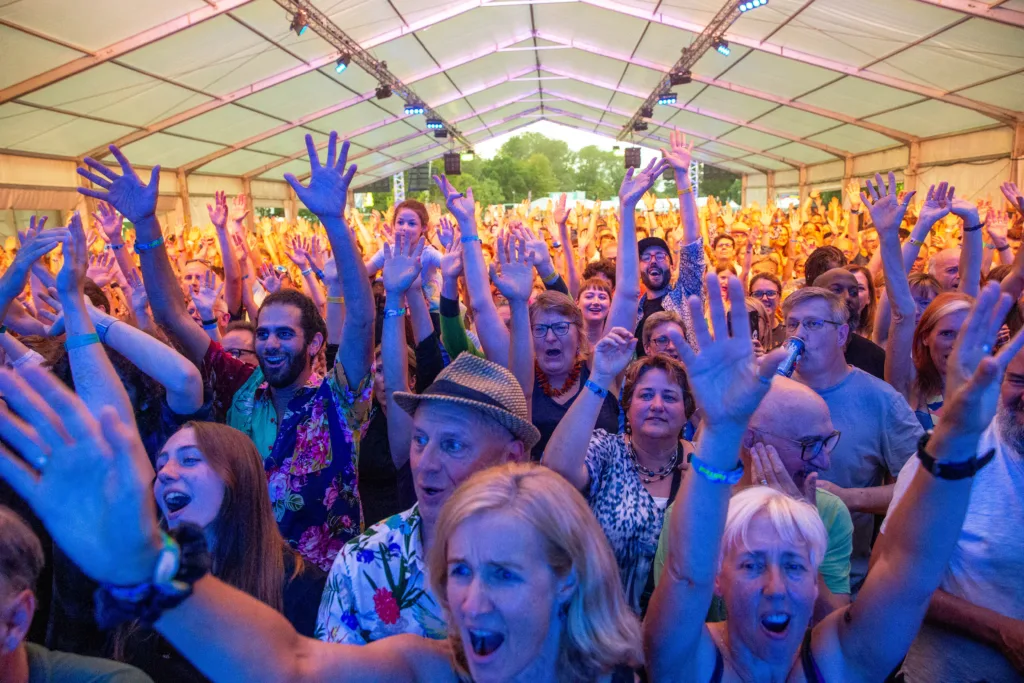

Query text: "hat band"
[423, 378, 518, 416]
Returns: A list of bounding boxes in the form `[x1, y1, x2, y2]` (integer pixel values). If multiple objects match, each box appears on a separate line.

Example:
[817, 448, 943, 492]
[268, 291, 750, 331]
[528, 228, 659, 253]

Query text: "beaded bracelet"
[135, 236, 165, 252]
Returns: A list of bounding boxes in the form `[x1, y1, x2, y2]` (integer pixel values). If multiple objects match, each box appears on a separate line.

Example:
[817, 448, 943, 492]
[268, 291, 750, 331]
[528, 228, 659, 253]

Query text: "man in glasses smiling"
[781, 287, 923, 592]
[749, 273, 786, 350]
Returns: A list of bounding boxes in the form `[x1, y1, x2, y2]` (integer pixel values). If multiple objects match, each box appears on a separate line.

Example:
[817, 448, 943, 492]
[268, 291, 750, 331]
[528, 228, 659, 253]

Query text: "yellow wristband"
[678, 185, 693, 195]
[327, 296, 344, 304]
[542, 270, 560, 285]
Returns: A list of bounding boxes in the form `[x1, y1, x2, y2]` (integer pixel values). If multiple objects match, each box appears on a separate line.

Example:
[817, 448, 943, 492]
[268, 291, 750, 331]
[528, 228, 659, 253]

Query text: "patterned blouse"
[203, 341, 372, 571]
[636, 237, 707, 351]
[316, 505, 447, 644]
[585, 429, 673, 614]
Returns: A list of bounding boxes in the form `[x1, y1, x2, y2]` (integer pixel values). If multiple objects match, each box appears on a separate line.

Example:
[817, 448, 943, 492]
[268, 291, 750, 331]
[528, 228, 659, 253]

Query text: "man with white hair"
[929, 247, 961, 292]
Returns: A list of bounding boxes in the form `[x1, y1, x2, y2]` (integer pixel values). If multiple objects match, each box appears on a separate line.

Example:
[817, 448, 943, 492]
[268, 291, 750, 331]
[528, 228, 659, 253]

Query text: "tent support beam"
[799, 166, 809, 204]
[910, 0, 1024, 29]
[176, 170, 192, 228]
[767, 171, 776, 203]
[905, 142, 921, 193]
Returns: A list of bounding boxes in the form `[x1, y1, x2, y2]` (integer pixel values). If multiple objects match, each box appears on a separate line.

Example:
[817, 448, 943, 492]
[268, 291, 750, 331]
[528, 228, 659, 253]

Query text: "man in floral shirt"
[317, 354, 541, 644]
[115, 134, 375, 571]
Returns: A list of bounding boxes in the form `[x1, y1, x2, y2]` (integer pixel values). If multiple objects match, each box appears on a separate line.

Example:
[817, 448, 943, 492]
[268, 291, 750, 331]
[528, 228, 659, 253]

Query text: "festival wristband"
[64, 333, 100, 350]
[327, 296, 344, 305]
[106, 243, 125, 251]
[678, 185, 693, 195]
[964, 222, 985, 233]
[551, 241, 562, 249]
[384, 307, 407, 318]
[460, 235, 482, 244]
[997, 243, 1011, 252]
[687, 453, 744, 485]
[584, 379, 608, 398]
[908, 237, 925, 247]
[984, 242, 996, 250]
[542, 269, 560, 285]
[301, 267, 313, 276]
[134, 236, 165, 252]
[313, 268, 325, 281]
[201, 318, 218, 329]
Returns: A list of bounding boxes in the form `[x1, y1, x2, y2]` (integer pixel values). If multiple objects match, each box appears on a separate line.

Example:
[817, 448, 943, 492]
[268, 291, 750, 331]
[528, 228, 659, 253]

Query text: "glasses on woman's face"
[640, 252, 670, 265]
[532, 322, 572, 338]
[752, 428, 841, 461]
[751, 289, 779, 301]
[785, 317, 842, 333]
[226, 348, 257, 360]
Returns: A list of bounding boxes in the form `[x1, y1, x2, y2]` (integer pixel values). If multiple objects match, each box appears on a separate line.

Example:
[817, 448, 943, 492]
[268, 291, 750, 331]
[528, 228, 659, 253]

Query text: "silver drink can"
[775, 337, 805, 378]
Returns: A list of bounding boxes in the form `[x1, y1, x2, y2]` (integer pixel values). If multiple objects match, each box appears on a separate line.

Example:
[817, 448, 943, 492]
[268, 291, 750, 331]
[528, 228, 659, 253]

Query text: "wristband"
[384, 307, 407, 318]
[94, 315, 119, 343]
[134, 236, 165, 252]
[301, 267, 313, 276]
[313, 268, 325, 281]
[997, 243, 1011, 252]
[460, 235, 481, 244]
[984, 242, 996, 250]
[678, 185, 693, 196]
[542, 270, 560, 285]
[241, 274, 250, 280]
[908, 237, 925, 247]
[964, 222, 985, 233]
[201, 318, 218, 329]
[327, 296, 344, 304]
[65, 333, 100, 350]
[106, 243, 125, 251]
[915, 432, 995, 480]
[584, 379, 608, 398]
[850, 209, 861, 215]
[687, 453, 744, 485]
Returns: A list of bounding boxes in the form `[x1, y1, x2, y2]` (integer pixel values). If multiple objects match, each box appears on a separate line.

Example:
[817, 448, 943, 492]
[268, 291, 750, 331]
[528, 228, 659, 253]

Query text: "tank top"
[709, 630, 824, 683]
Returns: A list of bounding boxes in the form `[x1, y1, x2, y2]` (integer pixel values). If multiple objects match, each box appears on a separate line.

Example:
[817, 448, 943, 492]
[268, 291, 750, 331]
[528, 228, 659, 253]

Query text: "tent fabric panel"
[865, 100, 999, 138]
[806, 160, 845, 184]
[617, 63, 672, 95]
[0, 104, 134, 157]
[120, 133, 225, 168]
[0, 153, 77, 187]
[764, 142, 835, 164]
[957, 74, 1024, 112]
[0, 0, 208, 52]
[416, 6, 530, 66]
[717, 50, 839, 100]
[540, 49, 630, 87]
[696, 142, 746, 159]
[383, 136, 437, 158]
[807, 125, 900, 155]
[919, 127, 1013, 167]
[746, 106, 838, 138]
[607, 91, 647, 112]
[315, 0, 403, 45]
[746, 172, 768, 188]
[718, 127, 792, 152]
[195, 148, 283, 176]
[534, 2, 648, 48]
[445, 51, 537, 94]
[258, 158, 309, 181]
[464, 81, 538, 111]
[433, 98, 478, 123]
[477, 101, 539, 125]
[746, 187, 768, 206]
[364, 35, 434, 83]
[0, 25, 86, 90]
[534, 79, 618, 109]
[631, 20, 697, 66]
[659, 110, 738, 138]
[795, 77, 924, 120]
[236, 71, 350, 121]
[736, 154, 791, 171]
[348, 120, 421, 151]
[231, 0, 338, 63]
[917, 158, 1011, 201]
[186, 174, 244, 197]
[247, 126, 332, 156]
[687, 86, 780, 122]
[304, 100, 399, 138]
[408, 72, 464, 108]
[249, 179, 288, 201]
[166, 104, 286, 146]
[319, 62, 383, 95]
[852, 147, 911, 177]
[691, 44, 753, 78]
[18, 63, 213, 128]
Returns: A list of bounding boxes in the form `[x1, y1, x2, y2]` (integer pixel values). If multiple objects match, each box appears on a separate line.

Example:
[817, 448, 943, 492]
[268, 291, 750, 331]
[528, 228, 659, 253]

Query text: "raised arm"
[207, 191, 243, 316]
[284, 133, 373, 387]
[902, 183, 952, 274]
[541, 327, 636, 489]
[491, 231, 536, 415]
[644, 274, 787, 681]
[824, 282, 1024, 682]
[663, 131, 705, 300]
[191, 270, 225, 343]
[952, 193, 984, 298]
[552, 194, 579, 298]
[0, 217, 68, 327]
[77, 146, 212, 366]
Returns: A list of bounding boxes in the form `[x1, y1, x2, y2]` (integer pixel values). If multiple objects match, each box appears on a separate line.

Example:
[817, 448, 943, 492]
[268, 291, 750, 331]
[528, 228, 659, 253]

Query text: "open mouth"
[544, 349, 562, 358]
[263, 353, 287, 368]
[418, 484, 445, 500]
[163, 491, 192, 514]
[468, 629, 505, 657]
[647, 267, 663, 278]
[760, 613, 791, 637]
[586, 305, 606, 313]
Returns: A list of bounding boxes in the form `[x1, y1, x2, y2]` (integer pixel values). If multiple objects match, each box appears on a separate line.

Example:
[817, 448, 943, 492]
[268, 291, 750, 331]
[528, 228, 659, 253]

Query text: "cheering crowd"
[0, 128, 1022, 683]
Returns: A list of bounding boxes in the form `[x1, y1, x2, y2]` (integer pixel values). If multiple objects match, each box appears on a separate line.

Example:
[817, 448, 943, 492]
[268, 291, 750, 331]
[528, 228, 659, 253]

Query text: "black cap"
[637, 237, 673, 264]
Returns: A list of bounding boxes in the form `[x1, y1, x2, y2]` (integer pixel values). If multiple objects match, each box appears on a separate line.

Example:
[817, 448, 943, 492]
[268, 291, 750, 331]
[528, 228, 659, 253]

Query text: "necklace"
[536, 359, 583, 398]
[627, 436, 681, 483]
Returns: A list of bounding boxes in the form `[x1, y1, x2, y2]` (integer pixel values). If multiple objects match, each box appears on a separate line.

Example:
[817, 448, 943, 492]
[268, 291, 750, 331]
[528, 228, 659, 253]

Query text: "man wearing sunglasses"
[781, 286, 923, 592]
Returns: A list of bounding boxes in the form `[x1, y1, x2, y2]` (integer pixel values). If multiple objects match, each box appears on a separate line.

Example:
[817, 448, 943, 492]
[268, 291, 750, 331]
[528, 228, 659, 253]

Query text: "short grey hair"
[0, 506, 44, 595]
[782, 286, 849, 325]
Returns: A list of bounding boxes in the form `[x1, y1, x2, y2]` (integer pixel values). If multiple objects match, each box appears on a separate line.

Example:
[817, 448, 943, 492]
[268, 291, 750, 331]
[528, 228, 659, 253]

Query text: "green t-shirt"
[652, 488, 853, 621]
[26, 642, 154, 683]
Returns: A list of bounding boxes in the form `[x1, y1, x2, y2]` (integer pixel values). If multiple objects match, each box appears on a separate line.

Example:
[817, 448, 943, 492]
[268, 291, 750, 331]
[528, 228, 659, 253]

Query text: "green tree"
[701, 165, 741, 204]
[574, 146, 624, 200]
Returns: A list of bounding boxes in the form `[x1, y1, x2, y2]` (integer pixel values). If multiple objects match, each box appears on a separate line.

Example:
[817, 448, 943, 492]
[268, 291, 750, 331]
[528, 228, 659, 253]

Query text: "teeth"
[468, 630, 505, 656]
[164, 492, 191, 513]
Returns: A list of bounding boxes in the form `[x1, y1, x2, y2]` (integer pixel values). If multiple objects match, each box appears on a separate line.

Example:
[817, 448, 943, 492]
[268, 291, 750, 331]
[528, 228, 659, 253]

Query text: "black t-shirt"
[635, 295, 667, 357]
[360, 404, 416, 528]
[845, 332, 885, 380]
[532, 366, 620, 459]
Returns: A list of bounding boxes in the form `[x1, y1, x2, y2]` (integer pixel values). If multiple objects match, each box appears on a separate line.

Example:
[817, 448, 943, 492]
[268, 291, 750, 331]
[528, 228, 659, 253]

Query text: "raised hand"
[491, 232, 535, 303]
[207, 190, 229, 231]
[669, 273, 787, 429]
[590, 327, 638, 381]
[1000, 181, 1023, 215]
[553, 193, 569, 225]
[433, 174, 476, 227]
[13, 216, 68, 276]
[950, 193, 981, 227]
[257, 263, 282, 295]
[846, 179, 862, 209]
[284, 132, 356, 219]
[510, 222, 552, 271]
[661, 129, 694, 176]
[619, 156, 668, 207]
[124, 268, 150, 315]
[382, 230, 424, 296]
[986, 210, 1009, 247]
[57, 214, 89, 296]
[86, 251, 117, 288]
[77, 146, 160, 224]
[861, 172, 917, 235]
[438, 217, 464, 280]
[284, 235, 310, 268]
[230, 194, 250, 229]
[0, 366, 163, 586]
[191, 270, 224, 321]
[91, 202, 123, 244]
[915, 182, 954, 227]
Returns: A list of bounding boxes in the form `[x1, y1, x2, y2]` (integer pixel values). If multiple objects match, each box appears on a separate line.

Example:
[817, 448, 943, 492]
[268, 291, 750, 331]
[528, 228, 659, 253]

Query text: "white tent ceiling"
[2, 0, 1023, 188]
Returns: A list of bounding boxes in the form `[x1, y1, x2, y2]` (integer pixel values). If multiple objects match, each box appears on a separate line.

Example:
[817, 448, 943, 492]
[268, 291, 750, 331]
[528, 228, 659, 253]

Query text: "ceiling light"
[669, 70, 692, 86]
[426, 118, 444, 130]
[657, 91, 677, 105]
[335, 54, 350, 73]
[640, 104, 654, 118]
[404, 102, 426, 115]
[738, 0, 767, 11]
[714, 38, 731, 56]
[290, 9, 308, 36]
[633, 121, 648, 132]
[434, 129, 449, 138]
[376, 84, 392, 100]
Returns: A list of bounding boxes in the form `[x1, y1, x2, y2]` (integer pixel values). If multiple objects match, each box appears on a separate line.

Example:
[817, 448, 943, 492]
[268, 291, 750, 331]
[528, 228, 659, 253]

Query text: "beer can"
[775, 337, 805, 378]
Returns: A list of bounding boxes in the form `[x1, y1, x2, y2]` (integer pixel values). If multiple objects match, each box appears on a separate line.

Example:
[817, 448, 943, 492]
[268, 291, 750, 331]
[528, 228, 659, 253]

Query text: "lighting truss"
[738, 0, 767, 11]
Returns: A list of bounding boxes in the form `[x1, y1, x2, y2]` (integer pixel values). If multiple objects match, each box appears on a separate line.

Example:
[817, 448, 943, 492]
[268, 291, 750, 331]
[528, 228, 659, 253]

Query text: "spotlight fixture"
[404, 102, 426, 115]
[375, 83, 392, 100]
[426, 118, 444, 130]
[290, 9, 308, 36]
[738, 0, 767, 11]
[633, 121, 649, 132]
[669, 69, 692, 86]
[433, 129, 449, 139]
[640, 104, 654, 119]
[657, 91, 677, 106]
[714, 38, 731, 56]
[335, 54, 350, 73]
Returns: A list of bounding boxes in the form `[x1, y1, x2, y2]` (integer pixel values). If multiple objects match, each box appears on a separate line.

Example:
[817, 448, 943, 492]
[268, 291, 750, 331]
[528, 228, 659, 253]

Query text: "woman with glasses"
[544, 327, 695, 616]
[749, 273, 786, 350]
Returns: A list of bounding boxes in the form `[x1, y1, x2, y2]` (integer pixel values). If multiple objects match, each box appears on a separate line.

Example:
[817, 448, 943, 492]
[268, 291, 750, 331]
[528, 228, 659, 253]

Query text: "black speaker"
[663, 166, 675, 181]
[624, 147, 641, 169]
[444, 152, 461, 176]
[407, 164, 431, 192]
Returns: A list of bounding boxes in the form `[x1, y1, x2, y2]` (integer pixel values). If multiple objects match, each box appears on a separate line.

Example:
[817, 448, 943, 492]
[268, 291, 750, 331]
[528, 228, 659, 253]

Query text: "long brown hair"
[845, 264, 876, 336]
[913, 293, 972, 400]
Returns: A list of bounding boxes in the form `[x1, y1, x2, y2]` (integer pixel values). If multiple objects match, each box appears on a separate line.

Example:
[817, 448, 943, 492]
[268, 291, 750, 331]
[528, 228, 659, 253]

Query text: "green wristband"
[65, 333, 100, 350]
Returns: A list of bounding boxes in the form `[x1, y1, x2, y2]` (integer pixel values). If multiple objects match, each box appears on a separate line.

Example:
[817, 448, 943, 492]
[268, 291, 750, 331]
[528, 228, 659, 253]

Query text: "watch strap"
[916, 432, 996, 480]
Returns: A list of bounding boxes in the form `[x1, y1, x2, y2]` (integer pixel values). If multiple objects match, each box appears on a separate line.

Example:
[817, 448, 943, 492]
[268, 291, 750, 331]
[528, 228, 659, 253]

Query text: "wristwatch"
[916, 431, 995, 480]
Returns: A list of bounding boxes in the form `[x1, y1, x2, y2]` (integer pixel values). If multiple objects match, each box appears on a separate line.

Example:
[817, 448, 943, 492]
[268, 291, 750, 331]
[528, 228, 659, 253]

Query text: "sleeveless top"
[531, 365, 620, 459]
[710, 630, 824, 683]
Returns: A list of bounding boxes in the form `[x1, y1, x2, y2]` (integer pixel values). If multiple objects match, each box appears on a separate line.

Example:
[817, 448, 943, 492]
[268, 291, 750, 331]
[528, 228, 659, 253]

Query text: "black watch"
[916, 432, 995, 480]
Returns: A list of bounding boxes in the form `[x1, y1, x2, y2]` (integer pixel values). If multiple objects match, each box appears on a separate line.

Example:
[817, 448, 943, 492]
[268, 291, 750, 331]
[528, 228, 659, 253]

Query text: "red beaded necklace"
[536, 359, 584, 398]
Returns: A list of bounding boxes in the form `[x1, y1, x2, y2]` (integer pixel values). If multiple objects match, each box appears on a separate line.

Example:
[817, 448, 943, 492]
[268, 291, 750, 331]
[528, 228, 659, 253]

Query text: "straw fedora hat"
[394, 354, 541, 451]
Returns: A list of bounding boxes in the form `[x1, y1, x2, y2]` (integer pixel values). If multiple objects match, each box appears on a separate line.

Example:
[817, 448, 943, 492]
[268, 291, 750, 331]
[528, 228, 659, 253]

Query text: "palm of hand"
[384, 255, 421, 293]
[593, 340, 634, 377]
[686, 339, 765, 426]
[620, 175, 653, 205]
[918, 197, 950, 225]
[951, 198, 977, 219]
[106, 176, 157, 224]
[441, 250, 462, 279]
[208, 204, 227, 229]
[664, 149, 691, 173]
[448, 196, 474, 224]
[867, 196, 907, 233]
[494, 262, 533, 301]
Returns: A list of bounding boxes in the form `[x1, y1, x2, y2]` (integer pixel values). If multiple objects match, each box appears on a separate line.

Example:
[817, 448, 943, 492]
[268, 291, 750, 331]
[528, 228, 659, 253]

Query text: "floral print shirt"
[203, 341, 372, 571]
[316, 505, 446, 644]
[636, 237, 706, 351]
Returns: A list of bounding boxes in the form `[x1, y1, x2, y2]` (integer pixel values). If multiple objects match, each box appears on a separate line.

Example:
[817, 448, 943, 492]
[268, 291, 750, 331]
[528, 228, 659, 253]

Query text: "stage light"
[290, 9, 308, 36]
[633, 121, 648, 132]
[669, 70, 692, 86]
[335, 54, 350, 73]
[434, 129, 449, 138]
[714, 38, 730, 56]
[657, 91, 677, 106]
[376, 84, 392, 100]
[738, 0, 767, 11]
[444, 152, 461, 175]
[426, 118, 444, 130]
[640, 104, 653, 119]
[405, 102, 426, 115]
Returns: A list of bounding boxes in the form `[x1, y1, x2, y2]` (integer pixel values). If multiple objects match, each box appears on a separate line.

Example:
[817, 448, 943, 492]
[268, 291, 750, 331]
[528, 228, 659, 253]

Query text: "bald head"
[929, 248, 961, 292]
[750, 376, 831, 437]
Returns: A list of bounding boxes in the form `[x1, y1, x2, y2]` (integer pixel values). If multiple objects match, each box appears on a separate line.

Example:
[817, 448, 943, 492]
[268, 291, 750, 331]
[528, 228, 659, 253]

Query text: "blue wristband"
[584, 379, 608, 398]
[460, 235, 481, 244]
[384, 308, 407, 318]
[65, 333, 101, 350]
[688, 453, 744, 485]
[313, 268, 325, 281]
[134, 236, 164, 252]
[106, 243, 125, 251]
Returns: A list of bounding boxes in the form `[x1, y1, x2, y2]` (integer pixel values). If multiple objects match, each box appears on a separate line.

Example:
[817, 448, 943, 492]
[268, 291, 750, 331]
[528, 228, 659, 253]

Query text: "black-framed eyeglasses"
[651, 335, 673, 350]
[751, 289, 779, 300]
[640, 252, 670, 264]
[226, 348, 257, 359]
[532, 322, 572, 338]
[751, 427, 841, 461]
[785, 317, 842, 333]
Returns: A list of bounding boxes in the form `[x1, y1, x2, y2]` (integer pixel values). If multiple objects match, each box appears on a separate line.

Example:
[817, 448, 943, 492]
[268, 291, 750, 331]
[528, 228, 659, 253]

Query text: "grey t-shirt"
[814, 367, 923, 588]
[882, 421, 1024, 682]
[26, 643, 153, 683]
